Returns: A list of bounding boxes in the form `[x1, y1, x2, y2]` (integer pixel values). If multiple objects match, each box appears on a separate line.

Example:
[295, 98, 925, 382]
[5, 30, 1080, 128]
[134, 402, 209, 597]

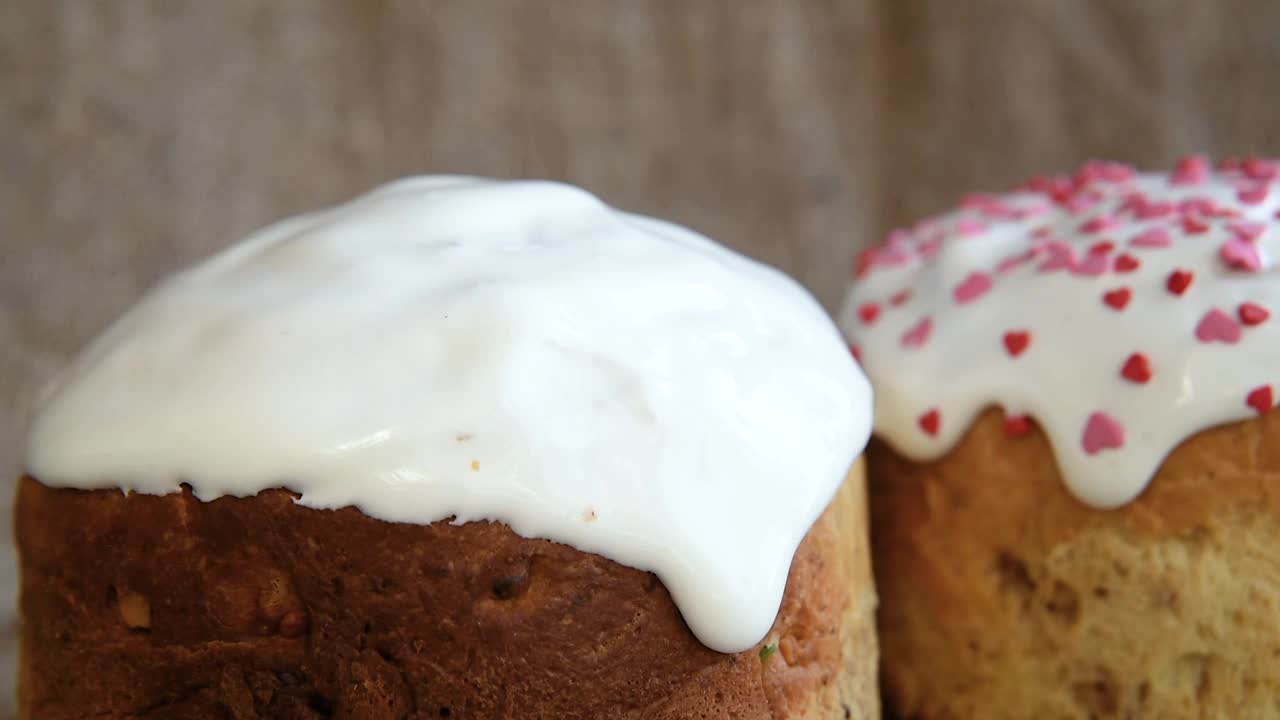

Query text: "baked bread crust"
[871, 408, 1280, 719]
[16, 462, 877, 720]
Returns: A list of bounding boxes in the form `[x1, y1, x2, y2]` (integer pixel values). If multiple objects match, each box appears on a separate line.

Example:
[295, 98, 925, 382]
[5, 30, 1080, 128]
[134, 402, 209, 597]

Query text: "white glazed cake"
[842, 157, 1280, 719]
[18, 177, 878, 719]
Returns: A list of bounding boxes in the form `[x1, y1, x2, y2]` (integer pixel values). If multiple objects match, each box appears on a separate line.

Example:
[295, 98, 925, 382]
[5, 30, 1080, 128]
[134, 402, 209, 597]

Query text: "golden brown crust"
[17, 463, 877, 720]
[871, 408, 1280, 720]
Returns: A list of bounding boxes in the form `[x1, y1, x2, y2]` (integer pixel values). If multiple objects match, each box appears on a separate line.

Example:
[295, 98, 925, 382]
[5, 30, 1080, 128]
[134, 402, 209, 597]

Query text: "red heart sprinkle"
[1003, 415, 1032, 437]
[1088, 240, 1116, 255]
[1166, 269, 1194, 296]
[858, 302, 881, 325]
[1247, 385, 1274, 415]
[890, 289, 912, 306]
[1114, 254, 1141, 273]
[919, 409, 941, 436]
[1239, 302, 1270, 326]
[849, 344, 862, 363]
[1120, 353, 1153, 383]
[1003, 330, 1031, 357]
[1103, 288, 1132, 311]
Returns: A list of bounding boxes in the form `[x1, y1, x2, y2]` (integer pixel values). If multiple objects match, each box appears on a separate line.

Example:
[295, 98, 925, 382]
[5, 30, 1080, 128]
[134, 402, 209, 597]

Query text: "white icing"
[26, 176, 872, 653]
[840, 158, 1280, 508]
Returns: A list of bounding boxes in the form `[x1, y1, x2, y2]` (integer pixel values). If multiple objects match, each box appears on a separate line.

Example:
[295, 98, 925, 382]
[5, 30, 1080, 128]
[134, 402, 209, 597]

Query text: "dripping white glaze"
[27, 176, 872, 653]
[840, 157, 1280, 509]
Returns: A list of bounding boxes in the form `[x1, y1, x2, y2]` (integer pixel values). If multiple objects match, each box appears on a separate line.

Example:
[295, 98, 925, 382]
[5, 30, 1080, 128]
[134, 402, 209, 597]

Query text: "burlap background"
[3, 2, 1278, 715]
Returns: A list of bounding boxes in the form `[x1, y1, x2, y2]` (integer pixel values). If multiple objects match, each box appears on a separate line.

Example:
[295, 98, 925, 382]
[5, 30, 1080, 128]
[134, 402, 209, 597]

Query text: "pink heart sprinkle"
[956, 218, 987, 236]
[1238, 185, 1270, 205]
[1065, 192, 1103, 215]
[1172, 155, 1209, 185]
[1099, 162, 1137, 182]
[1082, 412, 1125, 455]
[1071, 253, 1109, 276]
[1196, 308, 1243, 344]
[1136, 201, 1175, 220]
[1036, 242, 1077, 273]
[877, 247, 914, 268]
[1220, 238, 1264, 272]
[1244, 157, 1279, 181]
[1117, 192, 1147, 215]
[1229, 221, 1265, 243]
[1080, 215, 1117, 234]
[962, 195, 1014, 219]
[953, 271, 993, 304]
[912, 218, 941, 234]
[1129, 227, 1172, 248]
[885, 228, 912, 246]
[997, 249, 1038, 274]
[1180, 197, 1217, 215]
[1012, 204, 1051, 219]
[918, 238, 943, 259]
[854, 248, 879, 278]
[901, 316, 934, 349]
[961, 193, 998, 210]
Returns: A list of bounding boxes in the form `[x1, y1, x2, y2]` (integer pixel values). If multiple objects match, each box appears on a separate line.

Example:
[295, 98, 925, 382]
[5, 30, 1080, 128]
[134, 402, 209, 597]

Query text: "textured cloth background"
[2, 1, 1279, 716]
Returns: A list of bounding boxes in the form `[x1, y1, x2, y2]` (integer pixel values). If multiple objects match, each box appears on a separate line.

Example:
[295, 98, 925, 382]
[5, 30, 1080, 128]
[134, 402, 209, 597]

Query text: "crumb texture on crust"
[872, 408, 1280, 720]
[16, 465, 877, 720]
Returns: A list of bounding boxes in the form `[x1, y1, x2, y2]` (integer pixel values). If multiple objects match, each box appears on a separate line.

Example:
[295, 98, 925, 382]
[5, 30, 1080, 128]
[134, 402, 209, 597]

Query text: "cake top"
[26, 176, 872, 653]
[840, 157, 1280, 508]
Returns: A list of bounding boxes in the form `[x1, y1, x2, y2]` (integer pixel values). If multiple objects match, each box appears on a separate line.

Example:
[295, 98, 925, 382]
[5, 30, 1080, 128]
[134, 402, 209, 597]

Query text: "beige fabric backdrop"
[2, 1, 1278, 716]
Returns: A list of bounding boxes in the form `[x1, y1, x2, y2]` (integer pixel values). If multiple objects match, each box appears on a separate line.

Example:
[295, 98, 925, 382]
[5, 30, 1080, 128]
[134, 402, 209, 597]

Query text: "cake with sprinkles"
[16, 177, 879, 719]
[841, 157, 1280, 719]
